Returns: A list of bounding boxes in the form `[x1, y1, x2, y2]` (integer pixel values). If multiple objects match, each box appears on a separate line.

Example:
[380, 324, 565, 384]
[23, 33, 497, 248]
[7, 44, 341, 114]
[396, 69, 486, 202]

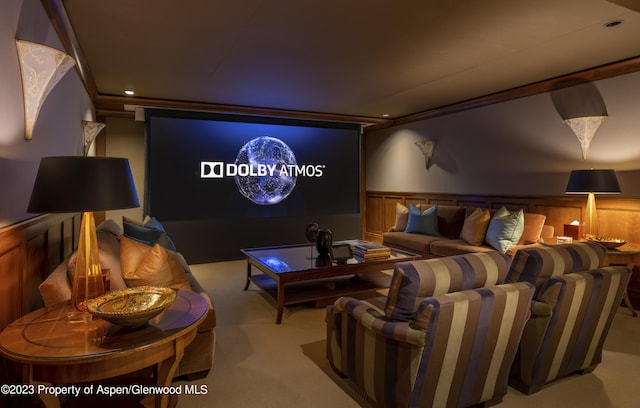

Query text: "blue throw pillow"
[485, 207, 524, 253]
[123, 216, 177, 251]
[405, 204, 439, 236]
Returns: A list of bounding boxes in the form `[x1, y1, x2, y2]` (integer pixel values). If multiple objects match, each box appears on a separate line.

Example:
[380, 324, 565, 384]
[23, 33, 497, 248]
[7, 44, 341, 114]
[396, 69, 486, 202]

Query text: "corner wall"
[105, 117, 146, 224]
[0, 0, 94, 228]
[365, 70, 640, 198]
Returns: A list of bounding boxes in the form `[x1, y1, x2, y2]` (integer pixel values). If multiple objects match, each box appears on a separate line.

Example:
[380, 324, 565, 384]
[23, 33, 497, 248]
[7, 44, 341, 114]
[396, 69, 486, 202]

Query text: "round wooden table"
[605, 245, 640, 317]
[0, 289, 208, 408]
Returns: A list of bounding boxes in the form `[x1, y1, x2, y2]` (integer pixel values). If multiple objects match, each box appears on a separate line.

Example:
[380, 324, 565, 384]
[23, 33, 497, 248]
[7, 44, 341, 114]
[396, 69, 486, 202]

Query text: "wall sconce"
[82, 120, 106, 156]
[414, 140, 436, 169]
[16, 40, 76, 141]
[565, 169, 620, 237]
[564, 115, 607, 160]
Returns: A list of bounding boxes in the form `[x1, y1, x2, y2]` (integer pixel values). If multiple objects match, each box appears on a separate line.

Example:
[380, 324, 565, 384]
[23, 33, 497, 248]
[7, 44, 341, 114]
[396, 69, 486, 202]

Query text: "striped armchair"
[504, 242, 631, 394]
[326, 252, 534, 407]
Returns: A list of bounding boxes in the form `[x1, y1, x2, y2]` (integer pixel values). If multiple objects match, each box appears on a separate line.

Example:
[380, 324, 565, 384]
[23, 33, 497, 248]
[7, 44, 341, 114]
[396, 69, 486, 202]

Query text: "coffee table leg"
[276, 281, 284, 324]
[244, 260, 252, 290]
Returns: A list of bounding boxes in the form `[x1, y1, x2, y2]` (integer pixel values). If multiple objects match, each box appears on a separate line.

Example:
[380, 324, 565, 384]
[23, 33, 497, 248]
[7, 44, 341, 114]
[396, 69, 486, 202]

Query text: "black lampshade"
[27, 156, 140, 213]
[565, 169, 621, 194]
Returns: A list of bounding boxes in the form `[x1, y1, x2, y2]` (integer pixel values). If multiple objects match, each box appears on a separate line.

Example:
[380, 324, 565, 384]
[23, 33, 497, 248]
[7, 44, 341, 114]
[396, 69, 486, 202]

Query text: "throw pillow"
[460, 208, 491, 246]
[120, 235, 190, 290]
[405, 204, 439, 236]
[518, 213, 547, 244]
[123, 215, 151, 227]
[392, 202, 410, 231]
[485, 207, 525, 254]
[123, 216, 177, 251]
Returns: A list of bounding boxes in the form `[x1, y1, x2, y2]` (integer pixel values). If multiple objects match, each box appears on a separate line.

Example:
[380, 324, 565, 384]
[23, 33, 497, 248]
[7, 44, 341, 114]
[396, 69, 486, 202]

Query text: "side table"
[0, 289, 208, 408]
[605, 245, 640, 318]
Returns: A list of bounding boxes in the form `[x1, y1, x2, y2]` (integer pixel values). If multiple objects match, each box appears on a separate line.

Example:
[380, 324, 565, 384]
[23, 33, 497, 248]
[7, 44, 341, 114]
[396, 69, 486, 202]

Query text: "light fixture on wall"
[564, 115, 607, 160]
[27, 157, 139, 313]
[414, 140, 436, 169]
[82, 120, 106, 156]
[565, 169, 620, 237]
[16, 40, 76, 141]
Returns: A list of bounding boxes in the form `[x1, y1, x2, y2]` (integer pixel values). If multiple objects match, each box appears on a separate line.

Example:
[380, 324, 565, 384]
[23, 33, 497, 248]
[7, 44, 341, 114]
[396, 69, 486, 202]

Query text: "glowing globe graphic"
[234, 136, 297, 205]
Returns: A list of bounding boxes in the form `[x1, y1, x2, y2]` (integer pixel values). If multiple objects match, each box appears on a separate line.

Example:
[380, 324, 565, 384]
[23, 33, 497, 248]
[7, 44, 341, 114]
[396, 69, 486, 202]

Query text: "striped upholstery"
[385, 251, 510, 321]
[505, 241, 607, 291]
[326, 282, 535, 408]
[505, 242, 631, 394]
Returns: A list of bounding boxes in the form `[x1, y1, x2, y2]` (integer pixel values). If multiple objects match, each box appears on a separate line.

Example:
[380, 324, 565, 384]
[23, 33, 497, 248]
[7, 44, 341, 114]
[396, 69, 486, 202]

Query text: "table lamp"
[28, 156, 139, 312]
[565, 169, 620, 238]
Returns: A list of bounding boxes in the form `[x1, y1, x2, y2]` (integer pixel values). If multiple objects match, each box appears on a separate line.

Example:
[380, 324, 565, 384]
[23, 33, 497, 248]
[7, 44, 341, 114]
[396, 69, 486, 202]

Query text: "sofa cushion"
[460, 208, 491, 246]
[382, 231, 444, 255]
[485, 207, 524, 254]
[384, 251, 510, 321]
[120, 235, 191, 290]
[436, 205, 467, 239]
[429, 239, 496, 257]
[405, 204, 439, 235]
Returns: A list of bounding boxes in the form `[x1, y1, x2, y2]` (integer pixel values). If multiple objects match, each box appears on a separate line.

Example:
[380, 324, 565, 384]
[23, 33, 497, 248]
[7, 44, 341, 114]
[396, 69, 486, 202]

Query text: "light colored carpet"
[176, 260, 640, 408]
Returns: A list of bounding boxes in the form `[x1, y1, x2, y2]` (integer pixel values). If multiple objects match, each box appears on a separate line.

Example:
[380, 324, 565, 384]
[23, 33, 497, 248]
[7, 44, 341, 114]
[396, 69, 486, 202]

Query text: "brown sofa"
[382, 203, 554, 258]
[39, 219, 216, 380]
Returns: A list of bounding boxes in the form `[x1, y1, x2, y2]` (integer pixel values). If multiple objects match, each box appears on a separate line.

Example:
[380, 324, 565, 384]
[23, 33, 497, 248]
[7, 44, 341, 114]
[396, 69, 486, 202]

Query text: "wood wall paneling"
[599, 208, 640, 243]
[365, 191, 640, 245]
[0, 238, 23, 328]
[0, 214, 78, 327]
[365, 195, 384, 235]
[383, 196, 404, 232]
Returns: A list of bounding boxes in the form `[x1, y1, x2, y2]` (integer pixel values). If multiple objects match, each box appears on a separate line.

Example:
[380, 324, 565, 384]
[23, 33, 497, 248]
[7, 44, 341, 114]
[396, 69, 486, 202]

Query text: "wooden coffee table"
[0, 289, 208, 408]
[241, 240, 420, 324]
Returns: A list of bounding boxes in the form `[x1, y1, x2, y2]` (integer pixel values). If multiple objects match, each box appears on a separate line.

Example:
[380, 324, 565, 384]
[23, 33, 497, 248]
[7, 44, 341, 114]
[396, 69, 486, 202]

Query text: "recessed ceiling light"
[603, 19, 623, 28]
[382, 114, 390, 118]
[124, 90, 135, 95]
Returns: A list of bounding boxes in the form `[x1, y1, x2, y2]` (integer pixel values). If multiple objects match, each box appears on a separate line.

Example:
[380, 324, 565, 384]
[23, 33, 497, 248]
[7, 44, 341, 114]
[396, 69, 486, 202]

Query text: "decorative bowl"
[588, 237, 627, 249]
[87, 286, 176, 328]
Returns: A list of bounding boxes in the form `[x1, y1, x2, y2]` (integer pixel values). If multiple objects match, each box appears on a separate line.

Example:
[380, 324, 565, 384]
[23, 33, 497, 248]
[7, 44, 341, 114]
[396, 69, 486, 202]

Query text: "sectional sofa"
[38, 218, 216, 380]
[382, 203, 554, 258]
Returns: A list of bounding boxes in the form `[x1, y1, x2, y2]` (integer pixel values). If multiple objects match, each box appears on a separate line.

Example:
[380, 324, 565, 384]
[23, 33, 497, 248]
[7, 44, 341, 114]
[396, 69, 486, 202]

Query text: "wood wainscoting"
[364, 191, 640, 245]
[0, 214, 79, 329]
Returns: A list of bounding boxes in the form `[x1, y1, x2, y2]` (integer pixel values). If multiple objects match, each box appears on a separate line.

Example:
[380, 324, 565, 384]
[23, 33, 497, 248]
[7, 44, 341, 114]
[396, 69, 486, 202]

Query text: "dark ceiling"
[46, 0, 640, 125]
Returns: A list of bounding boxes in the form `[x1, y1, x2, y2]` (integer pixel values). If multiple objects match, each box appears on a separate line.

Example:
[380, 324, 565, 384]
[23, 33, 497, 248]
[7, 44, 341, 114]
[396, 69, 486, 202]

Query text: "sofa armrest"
[175, 252, 216, 332]
[39, 260, 72, 307]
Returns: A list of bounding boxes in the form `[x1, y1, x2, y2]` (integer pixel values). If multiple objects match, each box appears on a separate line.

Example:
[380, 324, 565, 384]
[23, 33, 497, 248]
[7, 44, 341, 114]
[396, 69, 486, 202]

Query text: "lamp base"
[584, 192, 598, 238]
[71, 212, 105, 312]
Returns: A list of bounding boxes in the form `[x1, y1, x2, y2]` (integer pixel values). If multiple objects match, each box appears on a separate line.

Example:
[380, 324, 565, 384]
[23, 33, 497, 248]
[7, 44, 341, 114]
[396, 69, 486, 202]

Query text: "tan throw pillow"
[460, 208, 491, 246]
[518, 213, 547, 244]
[120, 235, 190, 290]
[392, 202, 409, 231]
